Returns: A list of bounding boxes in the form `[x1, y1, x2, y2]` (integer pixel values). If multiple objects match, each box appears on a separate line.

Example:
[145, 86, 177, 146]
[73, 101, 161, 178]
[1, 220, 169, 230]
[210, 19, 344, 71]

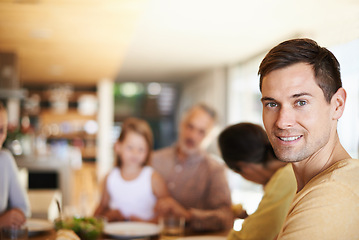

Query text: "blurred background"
[1, 0, 358, 221]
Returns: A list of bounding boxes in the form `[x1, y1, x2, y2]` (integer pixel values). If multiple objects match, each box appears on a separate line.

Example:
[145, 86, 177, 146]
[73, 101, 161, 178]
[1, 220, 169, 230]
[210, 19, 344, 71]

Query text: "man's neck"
[176, 145, 200, 163]
[292, 135, 351, 192]
[176, 146, 188, 163]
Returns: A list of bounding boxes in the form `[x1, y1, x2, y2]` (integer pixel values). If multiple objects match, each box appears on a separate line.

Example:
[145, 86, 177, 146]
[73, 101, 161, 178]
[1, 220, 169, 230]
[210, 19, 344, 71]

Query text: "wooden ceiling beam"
[0, 0, 147, 86]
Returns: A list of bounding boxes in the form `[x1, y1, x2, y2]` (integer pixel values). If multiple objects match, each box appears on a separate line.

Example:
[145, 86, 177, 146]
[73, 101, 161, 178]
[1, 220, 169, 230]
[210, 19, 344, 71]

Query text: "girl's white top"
[107, 166, 157, 220]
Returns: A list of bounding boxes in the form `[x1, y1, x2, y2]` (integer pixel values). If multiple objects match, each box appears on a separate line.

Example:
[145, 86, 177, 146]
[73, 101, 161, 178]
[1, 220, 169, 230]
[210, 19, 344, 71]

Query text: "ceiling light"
[147, 82, 161, 95]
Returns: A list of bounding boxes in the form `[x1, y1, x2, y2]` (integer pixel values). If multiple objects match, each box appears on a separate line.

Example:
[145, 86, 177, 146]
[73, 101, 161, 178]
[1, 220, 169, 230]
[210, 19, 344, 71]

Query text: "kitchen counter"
[15, 154, 76, 206]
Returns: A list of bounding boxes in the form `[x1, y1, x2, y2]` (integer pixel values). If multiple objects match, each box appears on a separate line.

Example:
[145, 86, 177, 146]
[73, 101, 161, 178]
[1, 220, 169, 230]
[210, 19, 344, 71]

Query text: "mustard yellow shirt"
[277, 158, 359, 240]
[228, 164, 296, 240]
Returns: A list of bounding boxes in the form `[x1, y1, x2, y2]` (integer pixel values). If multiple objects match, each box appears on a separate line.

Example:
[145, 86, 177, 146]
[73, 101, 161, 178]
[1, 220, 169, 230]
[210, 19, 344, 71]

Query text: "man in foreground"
[152, 103, 233, 232]
[258, 38, 359, 239]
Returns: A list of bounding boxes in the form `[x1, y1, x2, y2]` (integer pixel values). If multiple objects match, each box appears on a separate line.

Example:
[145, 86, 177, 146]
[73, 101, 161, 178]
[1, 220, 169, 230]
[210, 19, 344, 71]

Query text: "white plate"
[25, 218, 53, 236]
[104, 222, 161, 239]
[178, 237, 226, 240]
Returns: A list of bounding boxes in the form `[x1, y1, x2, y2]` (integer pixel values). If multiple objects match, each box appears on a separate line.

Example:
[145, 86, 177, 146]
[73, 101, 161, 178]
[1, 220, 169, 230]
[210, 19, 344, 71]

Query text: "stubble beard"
[272, 133, 330, 163]
[179, 139, 199, 156]
[273, 146, 310, 163]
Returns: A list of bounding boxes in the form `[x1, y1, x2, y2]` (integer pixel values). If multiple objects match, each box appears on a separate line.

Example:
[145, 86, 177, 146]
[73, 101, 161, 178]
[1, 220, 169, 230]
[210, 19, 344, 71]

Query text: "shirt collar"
[174, 142, 205, 164]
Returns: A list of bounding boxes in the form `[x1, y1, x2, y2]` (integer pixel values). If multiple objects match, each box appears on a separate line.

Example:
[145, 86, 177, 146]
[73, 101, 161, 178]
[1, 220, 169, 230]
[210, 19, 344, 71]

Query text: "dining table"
[29, 230, 228, 240]
[30, 232, 229, 239]
[28, 221, 229, 240]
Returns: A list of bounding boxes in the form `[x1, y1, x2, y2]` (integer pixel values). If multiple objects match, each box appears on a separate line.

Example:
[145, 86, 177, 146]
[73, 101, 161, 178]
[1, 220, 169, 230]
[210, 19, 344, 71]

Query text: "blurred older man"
[152, 103, 233, 232]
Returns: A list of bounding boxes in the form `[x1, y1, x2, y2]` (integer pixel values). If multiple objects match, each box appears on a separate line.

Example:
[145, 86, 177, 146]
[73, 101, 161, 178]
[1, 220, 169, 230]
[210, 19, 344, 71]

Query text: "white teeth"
[279, 136, 300, 141]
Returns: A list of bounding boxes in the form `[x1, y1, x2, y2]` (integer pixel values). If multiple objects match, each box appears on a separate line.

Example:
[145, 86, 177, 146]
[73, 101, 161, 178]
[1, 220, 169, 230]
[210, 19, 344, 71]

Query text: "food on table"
[56, 229, 80, 240]
[54, 217, 104, 240]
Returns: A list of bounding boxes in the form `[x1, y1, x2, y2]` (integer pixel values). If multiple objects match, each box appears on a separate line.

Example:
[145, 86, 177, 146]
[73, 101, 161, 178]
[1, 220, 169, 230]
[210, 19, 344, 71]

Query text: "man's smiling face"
[261, 62, 334, 163]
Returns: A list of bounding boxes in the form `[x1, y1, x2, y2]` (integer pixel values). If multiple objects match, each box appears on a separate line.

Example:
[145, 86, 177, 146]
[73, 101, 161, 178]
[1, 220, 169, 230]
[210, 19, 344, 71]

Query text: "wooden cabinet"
[23, 85, 98, 162]
[39, 109, 97, 161]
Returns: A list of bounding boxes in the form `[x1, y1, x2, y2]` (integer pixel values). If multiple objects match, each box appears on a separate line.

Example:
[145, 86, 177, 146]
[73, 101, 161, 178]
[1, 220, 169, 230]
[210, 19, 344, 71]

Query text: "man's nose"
[275, 107, 295, 129]
[187, 130, 202, 144]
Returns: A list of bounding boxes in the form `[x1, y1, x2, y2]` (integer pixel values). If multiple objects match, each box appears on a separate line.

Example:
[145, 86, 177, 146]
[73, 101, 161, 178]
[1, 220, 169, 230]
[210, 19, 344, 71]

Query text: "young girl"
[94, 117, 169, 222]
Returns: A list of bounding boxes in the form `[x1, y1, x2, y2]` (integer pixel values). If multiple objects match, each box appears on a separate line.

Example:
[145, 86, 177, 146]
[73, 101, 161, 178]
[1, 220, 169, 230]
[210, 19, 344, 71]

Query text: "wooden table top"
[29, 229, 228, 240]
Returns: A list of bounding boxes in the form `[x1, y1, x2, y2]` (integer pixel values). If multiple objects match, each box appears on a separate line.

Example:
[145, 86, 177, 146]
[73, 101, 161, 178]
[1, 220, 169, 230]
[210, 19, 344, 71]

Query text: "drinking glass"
[1, 225, 28, 240]
[159, 215, 185, 239]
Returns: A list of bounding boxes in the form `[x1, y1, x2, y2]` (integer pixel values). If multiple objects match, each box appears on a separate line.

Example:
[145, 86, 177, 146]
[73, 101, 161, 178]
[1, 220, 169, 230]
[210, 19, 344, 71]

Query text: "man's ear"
[332, 88, 346, 120]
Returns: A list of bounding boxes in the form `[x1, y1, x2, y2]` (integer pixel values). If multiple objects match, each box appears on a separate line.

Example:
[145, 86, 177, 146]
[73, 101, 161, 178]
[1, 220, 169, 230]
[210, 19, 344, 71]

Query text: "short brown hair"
[258, 38, 342, 103]
[116, 117, 153, 167]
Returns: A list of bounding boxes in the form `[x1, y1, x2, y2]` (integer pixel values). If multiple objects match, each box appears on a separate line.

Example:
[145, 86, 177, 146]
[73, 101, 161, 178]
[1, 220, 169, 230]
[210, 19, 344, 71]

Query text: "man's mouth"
[185, 138, 195, 148]
[278, 136, 302, 142]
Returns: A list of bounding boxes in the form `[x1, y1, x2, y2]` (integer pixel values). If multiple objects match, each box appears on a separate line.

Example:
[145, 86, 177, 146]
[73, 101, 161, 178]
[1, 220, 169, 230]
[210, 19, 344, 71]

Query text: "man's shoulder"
[299, 158, 359, 198]
[202, 153, 227, 172]
[151, 145, 175, 166]
[341, 158, 359, 167]
[331, 158, 359, 186]
[153, 146, 174, 158]
[326, 158, 359, 179]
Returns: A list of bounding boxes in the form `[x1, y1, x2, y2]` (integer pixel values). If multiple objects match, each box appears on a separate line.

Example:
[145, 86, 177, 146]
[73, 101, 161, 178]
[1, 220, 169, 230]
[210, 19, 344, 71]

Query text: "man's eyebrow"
[292, 92, 313, 98]
[261, 92, 313, 102]
[261, 97, 275, 102]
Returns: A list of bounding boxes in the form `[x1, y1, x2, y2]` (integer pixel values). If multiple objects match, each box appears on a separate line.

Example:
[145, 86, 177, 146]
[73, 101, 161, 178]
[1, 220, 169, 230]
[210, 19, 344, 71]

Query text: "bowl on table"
[54, 216, 104, 240]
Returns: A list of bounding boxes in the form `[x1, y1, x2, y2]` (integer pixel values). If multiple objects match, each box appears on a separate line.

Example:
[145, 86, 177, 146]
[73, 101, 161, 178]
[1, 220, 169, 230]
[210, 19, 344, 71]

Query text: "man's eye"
[296, 100, 307, 106]
[266, 102, 277, 108]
